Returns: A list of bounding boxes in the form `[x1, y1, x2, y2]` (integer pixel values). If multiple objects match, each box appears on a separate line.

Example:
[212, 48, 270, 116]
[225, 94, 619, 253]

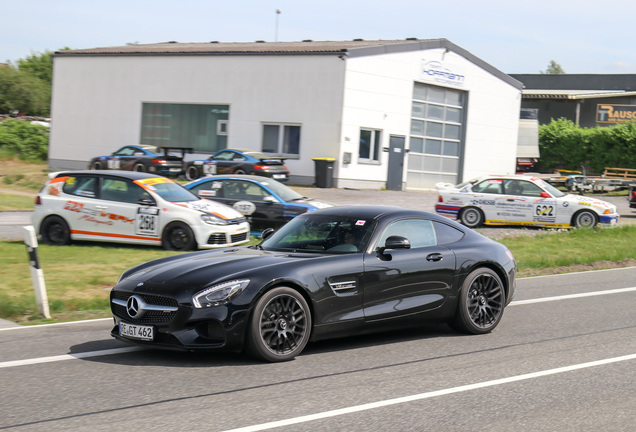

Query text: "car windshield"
[261, 213, 375, 254]
[147, 181, 200, 202]
[257, 179, 303, 202]
[534, 178, 566, 198]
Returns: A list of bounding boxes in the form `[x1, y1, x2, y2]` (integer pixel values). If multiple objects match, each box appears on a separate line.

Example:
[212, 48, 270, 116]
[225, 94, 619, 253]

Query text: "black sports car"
[110, 206, 517, 362]
[183, 148, 290, 181]
[89, 145, 191, 176]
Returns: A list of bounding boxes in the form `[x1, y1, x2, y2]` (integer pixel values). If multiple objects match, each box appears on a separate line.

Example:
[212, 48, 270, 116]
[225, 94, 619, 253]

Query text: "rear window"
[62, 176, 97, 198]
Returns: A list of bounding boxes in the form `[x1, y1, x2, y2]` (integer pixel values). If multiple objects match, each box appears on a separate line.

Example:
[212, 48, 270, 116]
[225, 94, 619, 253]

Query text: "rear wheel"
[40, 216, 71, 246]
[162, 222, 196, 251]
[234, 168, 246, 175]
[185, 165, 200, 180]
[572, 210, 598, 228]
[459, 207, 484, 228]
[452, 268, 505, 334]
[246, 287, 311, 362]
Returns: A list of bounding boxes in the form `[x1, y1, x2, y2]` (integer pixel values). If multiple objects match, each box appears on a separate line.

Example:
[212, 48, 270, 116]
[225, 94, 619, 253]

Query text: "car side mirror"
[540, 192, 551, 198]
[377, 235, 410, 257]
[263, 195, 277, 203]
[261, 228, 275, 240]
[138, 198, 156, 206]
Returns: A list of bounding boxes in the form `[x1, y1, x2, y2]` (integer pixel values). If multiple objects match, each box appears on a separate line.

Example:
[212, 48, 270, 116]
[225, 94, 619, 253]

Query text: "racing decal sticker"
[136, 207, 160, 236]
[355, 220, 367, 226]
[107, 158, 121, 169]
[233, 201, 256, 215]
[135, 177, 175, 189]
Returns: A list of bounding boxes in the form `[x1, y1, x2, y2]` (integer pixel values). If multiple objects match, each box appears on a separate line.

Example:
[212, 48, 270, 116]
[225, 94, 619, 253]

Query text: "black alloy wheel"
[234, 168, 246, 175]
[90, 161, 103, 170]
[452, 268, 505, 334]
[246, 287, 311, 362]
[41, 216, 71, 246]
[161, 222, 196, 251]
[133, 163, 146, 172]
[185, 165, 200, 180]
[459, 207, 484, 228]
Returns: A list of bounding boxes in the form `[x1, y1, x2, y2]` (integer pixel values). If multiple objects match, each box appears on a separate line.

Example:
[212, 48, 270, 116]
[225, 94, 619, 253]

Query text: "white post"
[23, 226, 51, 319]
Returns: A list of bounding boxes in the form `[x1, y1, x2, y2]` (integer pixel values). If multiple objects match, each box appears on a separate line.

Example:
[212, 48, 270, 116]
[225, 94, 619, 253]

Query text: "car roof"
[51, 170, 166, 181]
[194, 174, 277, 183]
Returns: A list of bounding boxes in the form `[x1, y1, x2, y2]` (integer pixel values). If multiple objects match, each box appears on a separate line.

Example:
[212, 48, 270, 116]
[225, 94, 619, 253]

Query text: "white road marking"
[0, 317, 112, 332]
[221, 354, 636, 432]
[0, 347, 141, 369]
[510, 286, 636, 305]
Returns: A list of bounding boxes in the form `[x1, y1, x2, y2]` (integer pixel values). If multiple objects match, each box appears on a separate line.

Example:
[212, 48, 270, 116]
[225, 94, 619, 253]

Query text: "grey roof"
[521, 89, 636, 100]
[54, 38, 523, 90]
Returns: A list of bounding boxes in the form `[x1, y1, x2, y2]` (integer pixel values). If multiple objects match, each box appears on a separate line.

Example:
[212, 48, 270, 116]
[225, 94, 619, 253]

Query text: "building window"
[359, 129, 381, 162]
[141, 103, 229, 153]
[262, 124, 301, 156]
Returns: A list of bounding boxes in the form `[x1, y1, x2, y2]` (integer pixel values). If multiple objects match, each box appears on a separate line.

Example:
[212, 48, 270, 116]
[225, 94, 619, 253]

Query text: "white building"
[49, 38, 522, 190]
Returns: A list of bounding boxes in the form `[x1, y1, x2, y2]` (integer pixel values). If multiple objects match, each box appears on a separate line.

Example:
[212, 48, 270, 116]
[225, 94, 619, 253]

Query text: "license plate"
[273, 174, 286, 179]
[119, 322, 154, 341]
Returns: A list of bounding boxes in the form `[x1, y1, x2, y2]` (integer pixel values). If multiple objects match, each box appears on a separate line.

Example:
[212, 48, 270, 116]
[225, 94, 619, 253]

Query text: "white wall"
[336, 49, 521, 189]
[49, 55, 347, 180]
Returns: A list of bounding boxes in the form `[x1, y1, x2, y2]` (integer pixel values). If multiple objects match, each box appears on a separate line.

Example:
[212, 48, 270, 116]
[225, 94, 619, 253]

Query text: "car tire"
[245, 287, 312, 362]
[451, 268, 505, 335]
[459, 207, 484, 228]
[133, 163, 146, 172]
[161, 222, 197, 251]
[185, 166, 200, 180]
[572, 210, 598, 228]
[234, 169, 246, 175]
[90, 161, 103, 170]
[40, 216, 71, 246]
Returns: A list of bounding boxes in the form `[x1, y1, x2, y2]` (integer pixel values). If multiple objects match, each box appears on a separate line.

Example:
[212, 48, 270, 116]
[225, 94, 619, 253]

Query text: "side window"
[432, 221, 465, 245]
[472, 179, 503, 194]
[214, 151, 233, 161]
[376, 219, 437, 249]
[190, 180, 223, 198]
[62, 176, 97, 198]
[101, 179, 148, 204]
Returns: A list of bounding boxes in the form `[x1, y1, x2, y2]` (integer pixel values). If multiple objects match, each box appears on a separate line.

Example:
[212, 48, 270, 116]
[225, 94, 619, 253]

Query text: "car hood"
[288, 199, 333, 210]
[562, 194, 617, 212]
[172, 199, 245, 220]
[117, 247, 317, 295]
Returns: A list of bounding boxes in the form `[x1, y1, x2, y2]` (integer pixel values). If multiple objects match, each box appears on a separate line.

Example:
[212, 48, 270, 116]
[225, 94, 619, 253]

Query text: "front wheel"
[40, 216, 71, 246]
[90, 161, 103, 170]
[459, 207, 484, 228]
[162, 222, 196, 251]
[572, 210, 598, 229]
[133, 163, 146, 172]
[185, 165, 200, 180]
[246, 287, 312, 362]
[452, 268, 505, 335]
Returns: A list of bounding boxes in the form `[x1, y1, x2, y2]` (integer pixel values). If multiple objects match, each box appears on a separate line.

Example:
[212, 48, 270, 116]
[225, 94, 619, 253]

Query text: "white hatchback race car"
[435, 175, 620, 229]
[32, 170, 250, 250]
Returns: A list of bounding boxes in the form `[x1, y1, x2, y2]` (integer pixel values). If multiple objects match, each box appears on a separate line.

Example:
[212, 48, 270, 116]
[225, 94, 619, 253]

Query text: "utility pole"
[275, 9, 281, 42]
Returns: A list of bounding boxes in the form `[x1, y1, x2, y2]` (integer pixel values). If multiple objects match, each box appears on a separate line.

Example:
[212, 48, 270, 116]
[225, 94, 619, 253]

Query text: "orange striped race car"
[32, 171, 250, 250]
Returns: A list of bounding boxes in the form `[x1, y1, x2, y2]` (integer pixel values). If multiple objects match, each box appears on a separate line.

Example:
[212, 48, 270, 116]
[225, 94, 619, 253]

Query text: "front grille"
[111, 291, 179, 323]
[207, 233, 227, 245]
[231, 232, 248, 243]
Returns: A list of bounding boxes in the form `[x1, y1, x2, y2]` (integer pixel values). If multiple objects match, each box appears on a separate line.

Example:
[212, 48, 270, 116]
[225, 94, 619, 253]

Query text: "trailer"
[567, 167, 636, 194]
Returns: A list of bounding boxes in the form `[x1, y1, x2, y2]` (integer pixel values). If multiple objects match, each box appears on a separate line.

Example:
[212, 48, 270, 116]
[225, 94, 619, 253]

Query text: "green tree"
[16, 50, 54, 84]
[541, 60, 565, 74]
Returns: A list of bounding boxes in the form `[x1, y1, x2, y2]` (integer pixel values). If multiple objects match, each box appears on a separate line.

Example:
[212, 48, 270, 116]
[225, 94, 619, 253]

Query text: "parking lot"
[1, 186, 634, 242]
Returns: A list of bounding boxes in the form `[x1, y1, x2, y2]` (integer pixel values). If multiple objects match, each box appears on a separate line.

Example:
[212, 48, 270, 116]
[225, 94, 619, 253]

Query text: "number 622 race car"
[435, 175, 619, 229]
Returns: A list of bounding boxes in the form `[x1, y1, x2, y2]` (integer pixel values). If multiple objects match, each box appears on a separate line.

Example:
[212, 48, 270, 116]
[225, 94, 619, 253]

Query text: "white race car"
[435, 175, 620, 229]
[32, 170, 250, 250]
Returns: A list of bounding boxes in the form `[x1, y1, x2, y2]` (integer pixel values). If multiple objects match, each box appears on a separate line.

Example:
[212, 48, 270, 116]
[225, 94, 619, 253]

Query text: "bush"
[538, 119, 636, 174]
[0, 119, 48, 161]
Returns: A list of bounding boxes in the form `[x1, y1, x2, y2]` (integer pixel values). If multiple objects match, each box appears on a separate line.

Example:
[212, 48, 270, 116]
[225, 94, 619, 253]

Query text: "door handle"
[426, 253, 443, 262]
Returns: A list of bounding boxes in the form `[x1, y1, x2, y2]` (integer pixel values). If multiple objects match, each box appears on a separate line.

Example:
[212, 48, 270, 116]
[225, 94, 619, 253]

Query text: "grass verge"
[1, 225, 635, 325]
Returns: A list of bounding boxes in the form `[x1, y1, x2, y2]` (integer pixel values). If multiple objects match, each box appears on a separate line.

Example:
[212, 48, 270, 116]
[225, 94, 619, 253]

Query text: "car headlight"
[201, 214, 229, 225]
[193, 279, 250, 308]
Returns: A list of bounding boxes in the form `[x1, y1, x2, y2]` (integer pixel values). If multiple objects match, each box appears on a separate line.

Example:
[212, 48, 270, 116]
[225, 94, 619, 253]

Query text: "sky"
[3, 0, 636, 74]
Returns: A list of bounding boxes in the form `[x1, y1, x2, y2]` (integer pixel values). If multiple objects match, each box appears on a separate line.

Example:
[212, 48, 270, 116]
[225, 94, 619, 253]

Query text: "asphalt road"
[1, 268, 634, 431]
